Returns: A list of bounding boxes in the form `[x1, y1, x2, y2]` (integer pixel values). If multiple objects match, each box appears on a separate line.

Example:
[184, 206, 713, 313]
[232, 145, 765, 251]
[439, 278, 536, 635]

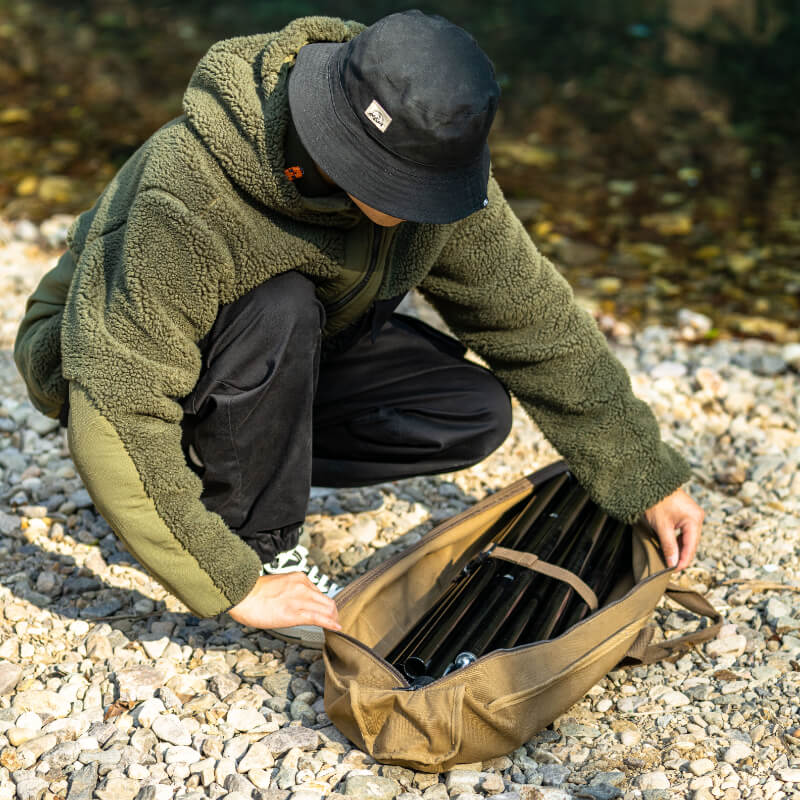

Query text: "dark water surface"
[1, 0, 798, 336]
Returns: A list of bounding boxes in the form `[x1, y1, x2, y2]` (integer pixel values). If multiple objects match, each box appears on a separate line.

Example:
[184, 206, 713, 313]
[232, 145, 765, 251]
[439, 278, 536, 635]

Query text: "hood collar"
[183, 16, 365, 227]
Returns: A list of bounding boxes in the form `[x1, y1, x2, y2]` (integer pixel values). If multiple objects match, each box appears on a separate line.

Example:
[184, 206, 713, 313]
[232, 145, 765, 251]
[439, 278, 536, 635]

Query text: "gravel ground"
[0, 216, 799, 800]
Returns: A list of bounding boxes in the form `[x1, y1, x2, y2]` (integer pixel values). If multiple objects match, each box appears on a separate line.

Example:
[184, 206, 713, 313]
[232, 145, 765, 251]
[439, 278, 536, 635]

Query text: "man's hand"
[227, 573, 342, 632]
[643, 487, 704, 571]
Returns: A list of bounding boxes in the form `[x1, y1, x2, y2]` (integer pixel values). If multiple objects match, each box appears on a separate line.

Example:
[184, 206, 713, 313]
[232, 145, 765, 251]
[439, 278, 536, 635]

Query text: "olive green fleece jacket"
[14, 16, 691, 618]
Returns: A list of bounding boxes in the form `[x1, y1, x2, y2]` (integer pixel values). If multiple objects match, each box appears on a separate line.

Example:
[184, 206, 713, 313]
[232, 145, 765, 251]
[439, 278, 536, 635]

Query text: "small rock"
[446, 770, 481, 793]
[115, 666, 164, 701]
[579, 785, 622, 800]
[134, 785, 173, 800]
[133, 698, 166, 728]
[69, 489, 93, 509]
[14, 777, 47, 800]
[95, 777, 140, 800]
[619, 730, 641, 746]
[688, 759, 714, 776]
[208, 672, 241, 698]
[163, 745, 202, 764]
[344, 774, 402, 800]
[227, 706, 267, 732]
[650, 361, 687, 379]
[705, 635, 747, 658]
[67, 762, 98, 800]
[660, 690, 690, 707]
[12, 690, 71, 719]
[766, 597, 790, 623]
[140, 635, 170, 660]
[722, 742, 752, 763]
[775, 616, 800, 635]
[44, 740, 81, 770]
[238, 742, 275, 772]
[634, 772, 669, 790]
[540, 764, 570, 786]
[224, 774, 257, 795]
[677, 308, 712, 336]
[261, 727, 319, 756]
[783, 343, 800, 371]
[0, 663, 22, 695]
[19, 732, 56, 759]
[151, 714, 191, 746]
[779, 768, 800, 782]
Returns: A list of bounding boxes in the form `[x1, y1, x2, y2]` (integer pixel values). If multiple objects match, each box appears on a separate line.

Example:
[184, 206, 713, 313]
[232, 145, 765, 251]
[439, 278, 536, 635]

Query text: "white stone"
[782, 343, 800, 371]
[134, 698, 166, 728]
[127, 763, 149, 780]
[723, 742, 753, 763]
[779, 768, 800, 782]
[152, 714, 191, 746]
[635, 771, 670, 790]
[141, 636, 170, 660]
[12, 690, 71, 719]
[661, 690, 690, 707]
[651, 361, 687, 379]
[163, 745, 202, 764]
[349, 518, 378, 545]
[619, 729, 641, 746]
[226, 705, 267, 732]
[705, 634, 747, 658]
[766, 597, 791, 623]
[15, 712, 42, 731]
[689, 759, 715, 776]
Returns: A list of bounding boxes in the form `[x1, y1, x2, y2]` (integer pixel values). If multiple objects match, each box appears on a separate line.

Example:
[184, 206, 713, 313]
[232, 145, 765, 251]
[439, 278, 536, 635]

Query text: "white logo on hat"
[364, 99, 392, 133]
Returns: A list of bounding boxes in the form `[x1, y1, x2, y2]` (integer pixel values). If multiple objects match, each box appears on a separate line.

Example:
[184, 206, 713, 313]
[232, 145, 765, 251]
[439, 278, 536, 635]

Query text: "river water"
[0, 0, 797, 336]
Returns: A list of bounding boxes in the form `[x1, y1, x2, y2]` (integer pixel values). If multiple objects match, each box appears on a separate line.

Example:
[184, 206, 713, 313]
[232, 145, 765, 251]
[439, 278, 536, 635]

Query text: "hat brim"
[288, 42, 490, 225]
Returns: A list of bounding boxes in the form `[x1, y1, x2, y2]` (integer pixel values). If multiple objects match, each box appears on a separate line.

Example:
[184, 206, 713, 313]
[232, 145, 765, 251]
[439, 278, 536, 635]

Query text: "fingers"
[288, 574, 341, 630]
[657, 527, 680, 569]
[675, 515, 702, 572]
[645, 488, 704, 572]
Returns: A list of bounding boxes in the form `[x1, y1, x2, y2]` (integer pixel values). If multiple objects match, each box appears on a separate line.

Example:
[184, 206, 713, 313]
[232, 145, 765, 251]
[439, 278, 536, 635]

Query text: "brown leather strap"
[490, 546, 599, 611]
[623, 582, 723, 665]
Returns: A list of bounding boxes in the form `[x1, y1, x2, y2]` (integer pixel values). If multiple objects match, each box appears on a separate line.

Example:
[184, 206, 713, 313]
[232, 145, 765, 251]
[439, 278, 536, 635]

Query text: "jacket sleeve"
[14, 248, 76, 418]
[419, 176, 691, 522]
[61, 188, 262, 617]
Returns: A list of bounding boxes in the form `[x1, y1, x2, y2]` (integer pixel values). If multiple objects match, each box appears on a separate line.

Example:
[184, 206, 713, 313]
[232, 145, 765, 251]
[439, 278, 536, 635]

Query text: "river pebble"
[0, 226, 798, 798]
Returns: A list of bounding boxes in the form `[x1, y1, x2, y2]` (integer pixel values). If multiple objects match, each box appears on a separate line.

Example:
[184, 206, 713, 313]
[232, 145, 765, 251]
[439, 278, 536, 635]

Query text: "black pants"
[180, 271, 512, 563]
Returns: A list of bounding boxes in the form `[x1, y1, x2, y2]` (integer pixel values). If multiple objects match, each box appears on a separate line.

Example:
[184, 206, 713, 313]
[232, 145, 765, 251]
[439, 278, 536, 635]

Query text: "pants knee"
[471, 371, 513, 459]
[235, 271, 323, 337]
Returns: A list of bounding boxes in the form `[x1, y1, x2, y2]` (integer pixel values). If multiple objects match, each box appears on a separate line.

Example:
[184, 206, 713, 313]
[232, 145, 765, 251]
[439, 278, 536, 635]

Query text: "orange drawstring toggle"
[284, 166, 304, 181]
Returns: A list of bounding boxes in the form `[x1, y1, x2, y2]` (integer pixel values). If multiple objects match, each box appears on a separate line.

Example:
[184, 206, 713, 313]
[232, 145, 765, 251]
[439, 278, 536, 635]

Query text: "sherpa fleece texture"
[15, 16, 691, 616]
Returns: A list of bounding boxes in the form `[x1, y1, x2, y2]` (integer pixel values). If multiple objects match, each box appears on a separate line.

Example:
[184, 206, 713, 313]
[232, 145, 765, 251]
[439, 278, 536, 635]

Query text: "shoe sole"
[266, 624, 325, 650]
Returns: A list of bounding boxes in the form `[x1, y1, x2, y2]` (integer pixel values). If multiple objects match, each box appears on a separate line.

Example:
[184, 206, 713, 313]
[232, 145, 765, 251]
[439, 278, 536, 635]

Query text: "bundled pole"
[396, 476, 587, 678]
[387, 472, 569, 672]
[389, 472, 634, 686]
[550, 520, 630, 638]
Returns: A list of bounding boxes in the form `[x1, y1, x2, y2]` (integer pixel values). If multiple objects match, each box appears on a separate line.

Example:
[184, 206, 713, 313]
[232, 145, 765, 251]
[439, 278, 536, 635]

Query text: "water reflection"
[0, 0, 797, 334]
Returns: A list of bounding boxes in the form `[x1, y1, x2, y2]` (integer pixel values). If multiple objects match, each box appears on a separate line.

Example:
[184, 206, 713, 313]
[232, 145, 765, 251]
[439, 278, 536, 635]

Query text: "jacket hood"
[182, 16, 365, 225]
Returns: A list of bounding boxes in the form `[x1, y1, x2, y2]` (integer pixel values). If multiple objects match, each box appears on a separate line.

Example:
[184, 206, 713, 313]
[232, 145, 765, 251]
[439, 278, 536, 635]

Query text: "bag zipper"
[325, 222, 390, 315]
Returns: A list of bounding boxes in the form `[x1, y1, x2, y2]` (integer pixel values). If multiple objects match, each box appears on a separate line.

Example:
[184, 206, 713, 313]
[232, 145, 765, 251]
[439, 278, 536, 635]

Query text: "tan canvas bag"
[323, 461, 722, 772]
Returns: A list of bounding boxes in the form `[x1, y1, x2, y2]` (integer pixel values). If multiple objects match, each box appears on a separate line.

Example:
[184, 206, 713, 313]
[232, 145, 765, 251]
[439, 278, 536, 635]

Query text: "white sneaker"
[261, 542, 342, 649]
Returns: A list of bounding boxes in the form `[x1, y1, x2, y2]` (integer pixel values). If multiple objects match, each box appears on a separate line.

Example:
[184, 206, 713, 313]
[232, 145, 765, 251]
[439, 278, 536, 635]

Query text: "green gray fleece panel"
[67, 382, 250, 617]
[419, 177, 692, 522]
[15, 16, 692, 615]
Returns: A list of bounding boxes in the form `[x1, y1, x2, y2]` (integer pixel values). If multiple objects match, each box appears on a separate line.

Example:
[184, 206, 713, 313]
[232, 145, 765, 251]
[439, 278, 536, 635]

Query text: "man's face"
[313, 160, 405, 227]
[346, 193, 405, 227]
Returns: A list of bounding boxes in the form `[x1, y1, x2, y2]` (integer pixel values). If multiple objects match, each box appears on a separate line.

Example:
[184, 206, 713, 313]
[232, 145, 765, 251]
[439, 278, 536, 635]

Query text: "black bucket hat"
[287, 10, 500, 224]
